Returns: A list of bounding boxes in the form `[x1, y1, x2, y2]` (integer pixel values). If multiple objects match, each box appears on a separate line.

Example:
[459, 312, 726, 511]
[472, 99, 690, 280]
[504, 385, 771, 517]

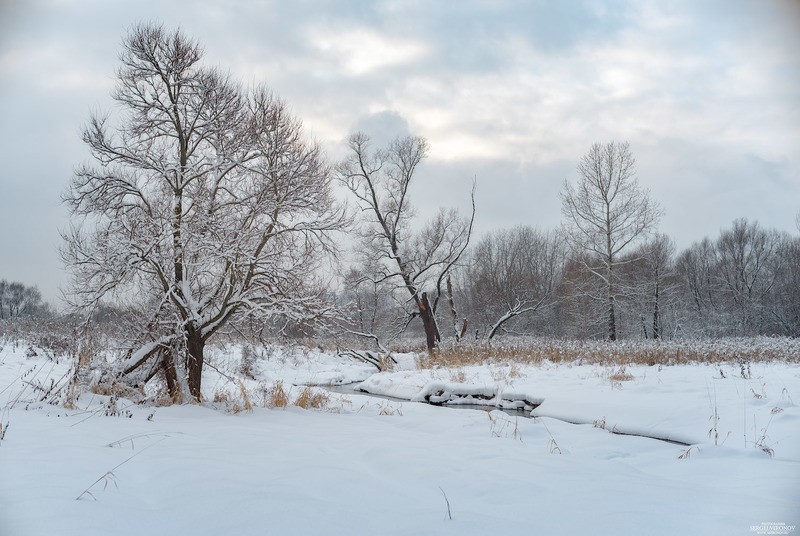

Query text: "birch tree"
[337, 133, 474, 351]
[62, 24, 345, 401]
[561, 141, 661, 340]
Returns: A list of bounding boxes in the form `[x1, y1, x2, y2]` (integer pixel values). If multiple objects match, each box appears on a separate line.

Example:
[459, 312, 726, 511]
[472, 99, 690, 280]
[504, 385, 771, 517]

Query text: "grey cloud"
[349, 110, 412, 146]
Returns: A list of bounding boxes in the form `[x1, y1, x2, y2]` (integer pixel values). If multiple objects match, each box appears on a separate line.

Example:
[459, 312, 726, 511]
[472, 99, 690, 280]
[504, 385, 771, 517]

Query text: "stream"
[322, 382, 691, 447]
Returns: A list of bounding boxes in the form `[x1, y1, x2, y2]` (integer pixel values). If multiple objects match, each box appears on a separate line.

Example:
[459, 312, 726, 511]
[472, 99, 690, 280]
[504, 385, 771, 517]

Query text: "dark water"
[321, 382, 690, 446]
[322, 382, 535, 417]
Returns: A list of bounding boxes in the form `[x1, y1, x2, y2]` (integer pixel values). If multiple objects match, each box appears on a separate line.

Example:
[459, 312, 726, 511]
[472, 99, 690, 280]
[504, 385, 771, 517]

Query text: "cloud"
[1, 0, 799, 303]
[349, 110, 412, 146]
[309, 27, 428, 76]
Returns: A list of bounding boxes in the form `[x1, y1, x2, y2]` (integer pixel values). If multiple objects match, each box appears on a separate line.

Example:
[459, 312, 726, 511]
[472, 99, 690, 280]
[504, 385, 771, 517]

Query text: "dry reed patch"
[264, 380, 290, 408]
[410, 337, 800, 369]
[90, 380, 139, 399]
[238, 381, 253, 412]
[211, 384, 252, 414]
[607, 366, 634, 382]
[294, 386, 330, 410]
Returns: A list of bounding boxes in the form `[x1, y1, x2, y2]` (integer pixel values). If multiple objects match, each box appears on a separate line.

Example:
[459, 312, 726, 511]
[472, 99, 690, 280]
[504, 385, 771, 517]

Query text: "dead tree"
[337, 133, 474, 351]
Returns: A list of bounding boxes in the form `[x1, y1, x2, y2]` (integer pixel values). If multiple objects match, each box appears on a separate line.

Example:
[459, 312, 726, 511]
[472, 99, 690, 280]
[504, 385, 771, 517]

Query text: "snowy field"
[1, 340, 799, 535]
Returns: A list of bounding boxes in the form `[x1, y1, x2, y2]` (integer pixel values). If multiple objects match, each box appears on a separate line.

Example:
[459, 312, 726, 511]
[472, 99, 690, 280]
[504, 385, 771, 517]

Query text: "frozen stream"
[322, 382, 691, 446]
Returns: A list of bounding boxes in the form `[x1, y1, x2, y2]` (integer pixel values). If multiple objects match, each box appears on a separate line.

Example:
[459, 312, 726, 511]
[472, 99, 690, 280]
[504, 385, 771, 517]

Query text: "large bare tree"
[337, 133, 474, 351]
[561, 141, 662, 340]
[62, 24, 345, 401]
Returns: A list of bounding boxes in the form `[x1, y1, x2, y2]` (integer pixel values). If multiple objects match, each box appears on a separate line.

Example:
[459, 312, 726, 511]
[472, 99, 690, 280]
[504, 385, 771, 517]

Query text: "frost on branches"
[61, 24, 346, 402]
[337, 133, 475, 351]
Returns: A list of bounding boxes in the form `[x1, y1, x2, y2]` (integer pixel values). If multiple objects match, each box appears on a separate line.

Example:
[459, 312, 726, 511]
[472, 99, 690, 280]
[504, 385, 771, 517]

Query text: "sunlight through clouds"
[310, 27, 428, 76]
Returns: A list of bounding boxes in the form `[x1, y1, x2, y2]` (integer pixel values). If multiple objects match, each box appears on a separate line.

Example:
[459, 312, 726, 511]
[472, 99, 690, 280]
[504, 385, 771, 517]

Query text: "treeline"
[335, 137, 799, 347]
[0, 280, 47, 319]
[340, 217, 800, 344]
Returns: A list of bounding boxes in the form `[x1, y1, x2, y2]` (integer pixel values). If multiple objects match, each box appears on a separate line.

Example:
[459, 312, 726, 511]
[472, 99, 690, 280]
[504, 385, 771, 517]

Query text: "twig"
[76, 437, 166, 500]
[106, 431, 179, 449]
[438, 486, 452, 520]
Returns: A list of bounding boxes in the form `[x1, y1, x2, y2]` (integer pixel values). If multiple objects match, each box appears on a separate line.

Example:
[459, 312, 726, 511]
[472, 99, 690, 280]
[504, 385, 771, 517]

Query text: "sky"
[1, 0, 799, 304]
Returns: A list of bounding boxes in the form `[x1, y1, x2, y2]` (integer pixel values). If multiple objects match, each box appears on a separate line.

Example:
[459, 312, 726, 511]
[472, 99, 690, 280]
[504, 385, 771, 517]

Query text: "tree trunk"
[161, 350, 180, 401]
[186, 327, 205, 402]
[652, 279, 660, 340]
[446, 274, 467, 341]
[606, 228, 617, 341]
[607, 289, 617, 341]
[607, 260, 617, 341]
[419, 292, 440, 351]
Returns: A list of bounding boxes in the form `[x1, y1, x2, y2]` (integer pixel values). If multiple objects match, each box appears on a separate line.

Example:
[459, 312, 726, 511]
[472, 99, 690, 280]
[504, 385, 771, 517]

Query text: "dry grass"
[90, 381, 139, 398]
[264, 380, 290, 408]
[449, 368, 467, 383]
[238, 381, 253, 412]
[294, 386, 330, 409]
[377, 401, 403, 416]
[607, 366, 634, 382]
[377, 353, 396, 372]
[489, 363, 526, 382]
[410, 337, 800, 369]
[256, 382, 336, 411]
[488, 411, 522, 440]
[212, 389, 249, 414]
[593, 416, 607, 430]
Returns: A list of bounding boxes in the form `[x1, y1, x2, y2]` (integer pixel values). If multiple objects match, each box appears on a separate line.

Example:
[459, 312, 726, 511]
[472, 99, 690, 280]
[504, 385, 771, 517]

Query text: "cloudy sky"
[1, 0, 799, 303]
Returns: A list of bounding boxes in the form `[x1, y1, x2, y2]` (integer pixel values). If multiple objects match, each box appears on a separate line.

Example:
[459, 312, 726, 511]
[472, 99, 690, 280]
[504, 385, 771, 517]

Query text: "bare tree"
[715, 219, 785, 334]
[0, 280, 45, 319]
[62, 24, 345, 402]
[337, 133, 474, 351]
[773, 234, 800, 336]
[339, 266, 397, 351]
[622, 234, 677, 339]
[675, 237, 721, 335]
[675, 219, 795, 336]
[468, 226, 565, 340]
[561, 141, 662, 340]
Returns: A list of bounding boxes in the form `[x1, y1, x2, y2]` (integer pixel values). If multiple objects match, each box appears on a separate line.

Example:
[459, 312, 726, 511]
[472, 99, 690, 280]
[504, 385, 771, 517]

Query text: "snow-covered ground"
[1, 340, 798, 535]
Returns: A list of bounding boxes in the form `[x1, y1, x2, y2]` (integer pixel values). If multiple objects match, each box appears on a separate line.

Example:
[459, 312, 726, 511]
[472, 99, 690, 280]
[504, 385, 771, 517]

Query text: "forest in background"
[3, 23, 798, 402]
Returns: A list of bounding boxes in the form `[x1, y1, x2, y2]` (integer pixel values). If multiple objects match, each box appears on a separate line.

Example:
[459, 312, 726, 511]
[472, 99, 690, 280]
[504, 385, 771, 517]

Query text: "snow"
[1, 340, 799, 535]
